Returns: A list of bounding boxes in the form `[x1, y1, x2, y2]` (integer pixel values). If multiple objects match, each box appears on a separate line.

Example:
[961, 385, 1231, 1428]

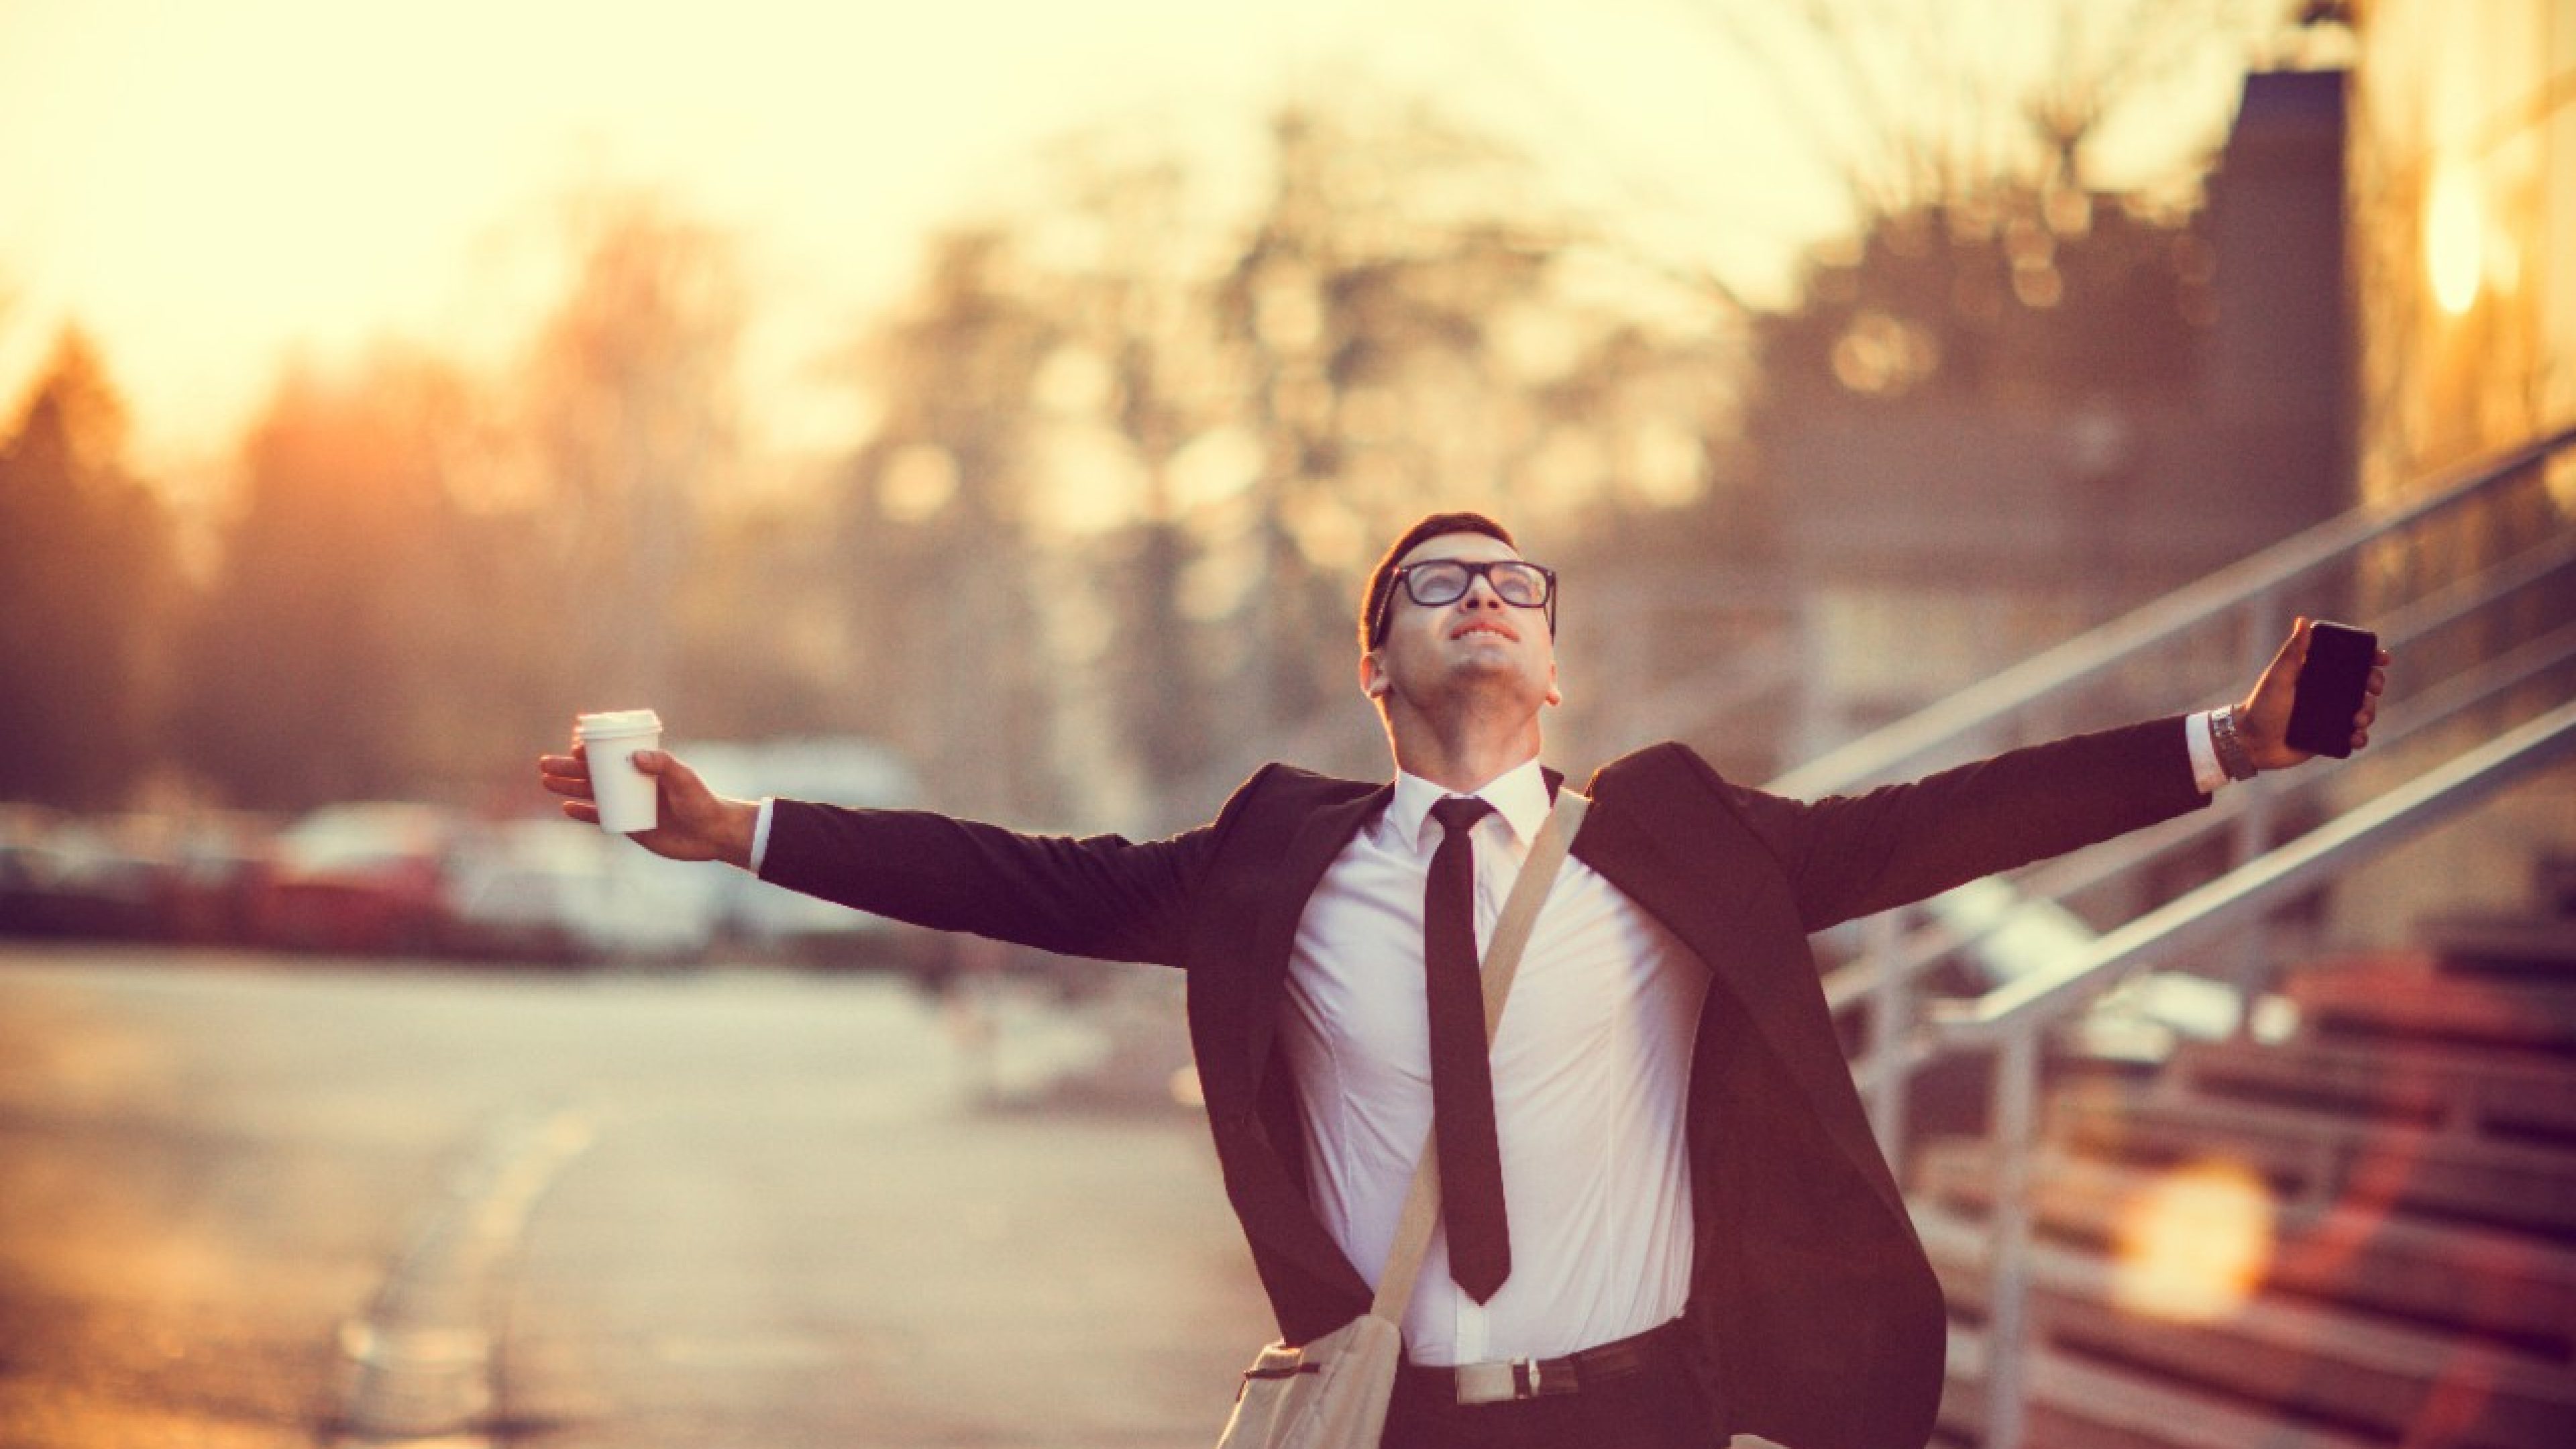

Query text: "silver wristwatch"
[2208, 704, 2258, 782]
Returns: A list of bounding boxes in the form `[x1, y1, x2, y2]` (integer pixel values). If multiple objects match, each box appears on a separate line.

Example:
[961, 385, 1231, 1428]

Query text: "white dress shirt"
[1277, 758, 1709, 1366]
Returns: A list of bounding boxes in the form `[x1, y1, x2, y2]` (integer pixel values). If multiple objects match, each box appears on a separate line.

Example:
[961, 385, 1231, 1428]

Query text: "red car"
[246, 803, 465, 957]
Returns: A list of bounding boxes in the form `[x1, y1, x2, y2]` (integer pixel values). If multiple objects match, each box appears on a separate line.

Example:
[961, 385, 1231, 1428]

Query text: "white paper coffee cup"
[574, 709, 663, 834]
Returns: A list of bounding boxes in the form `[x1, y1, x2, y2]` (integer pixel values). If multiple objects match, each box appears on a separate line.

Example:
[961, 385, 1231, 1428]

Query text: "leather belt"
[1401, 1319, 1688, 1406]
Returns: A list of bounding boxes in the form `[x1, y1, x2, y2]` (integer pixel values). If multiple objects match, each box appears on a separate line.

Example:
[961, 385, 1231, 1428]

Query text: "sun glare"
[2426, 168, 2485, 316]
[2110, 1158, 2277, 1324]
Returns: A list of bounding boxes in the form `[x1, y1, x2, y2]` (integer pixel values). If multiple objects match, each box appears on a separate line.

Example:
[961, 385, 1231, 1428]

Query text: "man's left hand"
[2235, 617, 2392, 771]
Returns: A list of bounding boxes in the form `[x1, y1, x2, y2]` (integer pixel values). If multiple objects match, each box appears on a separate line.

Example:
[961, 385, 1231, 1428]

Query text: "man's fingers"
[537, 751, 601, 804]
[2288, 616, 2313, 661]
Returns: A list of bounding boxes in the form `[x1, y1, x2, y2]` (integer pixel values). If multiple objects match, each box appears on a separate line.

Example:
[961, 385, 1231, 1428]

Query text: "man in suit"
[539, 512, 2385, 1449]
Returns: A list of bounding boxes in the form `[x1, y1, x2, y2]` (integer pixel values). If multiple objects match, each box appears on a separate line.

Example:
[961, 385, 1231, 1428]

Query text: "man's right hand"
[537, 745, 759, 869]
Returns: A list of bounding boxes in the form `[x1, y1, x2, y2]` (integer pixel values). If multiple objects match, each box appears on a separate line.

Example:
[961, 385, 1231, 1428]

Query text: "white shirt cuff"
[2184, 712, 2230, 795]
[747, 796, 777, 875]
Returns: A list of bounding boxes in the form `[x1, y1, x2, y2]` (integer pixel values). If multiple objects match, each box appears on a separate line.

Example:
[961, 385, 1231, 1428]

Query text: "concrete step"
[2282, 953, 2576, 1059]
[2046, 1083, 2576, 1238]
[2165, 1034, 2576, 1147]
[1922, 1204, 2576, 1448]
[1911, 1142, 2576, 1356]
[1939, 1324, 2383, 1449]
[2420, 912, 2576, 977]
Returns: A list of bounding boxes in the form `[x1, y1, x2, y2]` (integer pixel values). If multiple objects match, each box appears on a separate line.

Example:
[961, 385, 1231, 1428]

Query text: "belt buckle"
[1453, 1357, 1543, 1405]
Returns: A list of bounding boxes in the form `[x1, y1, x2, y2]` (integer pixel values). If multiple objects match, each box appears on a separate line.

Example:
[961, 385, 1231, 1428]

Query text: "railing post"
[1865, 906, 1912, 1171]
[2235, 588, 2285, 871]
[2232, 590, 2284, 1012]
[1984, 1028, 2039, 1449]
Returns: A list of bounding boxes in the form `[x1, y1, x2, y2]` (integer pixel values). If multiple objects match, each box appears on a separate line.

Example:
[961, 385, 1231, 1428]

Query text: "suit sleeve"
[1712, 716, 2212, 932]
[756, 798, 1218, 967]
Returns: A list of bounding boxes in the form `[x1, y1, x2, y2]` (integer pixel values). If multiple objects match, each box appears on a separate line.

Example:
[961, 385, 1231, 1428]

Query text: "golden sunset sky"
[0, 0, 2277, 487]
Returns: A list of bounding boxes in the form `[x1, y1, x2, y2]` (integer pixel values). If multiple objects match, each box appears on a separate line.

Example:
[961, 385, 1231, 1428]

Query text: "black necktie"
[1425, 795, 1509, 1301]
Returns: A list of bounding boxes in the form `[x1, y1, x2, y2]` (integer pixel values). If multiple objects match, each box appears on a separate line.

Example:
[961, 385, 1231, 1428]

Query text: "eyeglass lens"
[1405, 559, 1549, 608]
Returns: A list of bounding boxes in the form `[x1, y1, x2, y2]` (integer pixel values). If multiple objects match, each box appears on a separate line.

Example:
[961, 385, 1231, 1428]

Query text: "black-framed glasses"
[1371, 558, 1558, 645]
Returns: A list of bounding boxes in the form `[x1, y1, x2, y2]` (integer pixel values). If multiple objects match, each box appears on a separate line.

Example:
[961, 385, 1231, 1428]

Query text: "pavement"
[0, 945, 1272, 1449]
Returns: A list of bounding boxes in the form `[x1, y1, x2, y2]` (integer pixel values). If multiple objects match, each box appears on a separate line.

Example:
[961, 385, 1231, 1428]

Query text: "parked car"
[440, 816, 718, 965]
[246, 802, 464, 955]
[147, 811, 276, 947]
[684, 736, 918, 967]
[0, 806, 166, 941]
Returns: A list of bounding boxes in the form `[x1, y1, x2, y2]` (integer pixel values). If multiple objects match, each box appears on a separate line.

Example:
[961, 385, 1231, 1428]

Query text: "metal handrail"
[1937, 699, 2576, 1042]
[1817, 610, 2576, 1018]
[1768, 421, 2576, 798]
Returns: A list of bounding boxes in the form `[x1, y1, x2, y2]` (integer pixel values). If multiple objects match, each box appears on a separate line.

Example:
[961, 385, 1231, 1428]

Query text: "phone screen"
[2284, 621, 2377, 758]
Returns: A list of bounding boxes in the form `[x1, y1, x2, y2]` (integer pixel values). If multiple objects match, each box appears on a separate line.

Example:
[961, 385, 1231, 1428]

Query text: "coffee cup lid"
[576, 708, 663, 737]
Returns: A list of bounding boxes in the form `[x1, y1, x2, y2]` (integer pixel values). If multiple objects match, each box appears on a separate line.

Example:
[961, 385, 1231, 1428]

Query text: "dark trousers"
[1379, 1324, 1719, 1449]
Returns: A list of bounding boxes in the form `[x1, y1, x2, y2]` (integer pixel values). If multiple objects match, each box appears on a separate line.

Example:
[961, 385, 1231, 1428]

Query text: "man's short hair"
[1360, 511, 1518, 650]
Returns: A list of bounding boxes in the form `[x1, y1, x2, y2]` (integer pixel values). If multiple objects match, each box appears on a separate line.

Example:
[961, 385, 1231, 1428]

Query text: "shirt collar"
[1386, 756, 1552, 857]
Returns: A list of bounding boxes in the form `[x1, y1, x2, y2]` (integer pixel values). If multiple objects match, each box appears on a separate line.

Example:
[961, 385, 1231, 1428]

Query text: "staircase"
[1753, 424, 2576, 1448]
[1912, 881, 2576, 1448]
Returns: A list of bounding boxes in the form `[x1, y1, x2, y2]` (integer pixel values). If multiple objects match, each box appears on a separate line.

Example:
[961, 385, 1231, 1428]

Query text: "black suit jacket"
[761, 718, 2210, 1449]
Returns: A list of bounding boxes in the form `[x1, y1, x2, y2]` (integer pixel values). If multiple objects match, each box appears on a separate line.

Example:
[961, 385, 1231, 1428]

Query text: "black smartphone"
[2284, 621, 2377, 758]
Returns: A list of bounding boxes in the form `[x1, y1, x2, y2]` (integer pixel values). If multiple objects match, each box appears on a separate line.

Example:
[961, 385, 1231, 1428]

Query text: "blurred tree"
[820, 99, 1748, 818]
[1030, 144, 1228, 812]
[1692, 0, 2287, 227]
[1674, 0, 2290, 427]
[1697, 0, 2300, 410]
[1670, 1, 2334, 764]
[173, 352, 506, 810]
[521, 187, 745, 714]
[0, 331, 179, 809]
[1677, 0, 2290, 425]
[1205, 105, 1741, 781]
[665, 494, 850, 745]
[830, 231, 1065, 823]
[1752, 189, 2208, 409]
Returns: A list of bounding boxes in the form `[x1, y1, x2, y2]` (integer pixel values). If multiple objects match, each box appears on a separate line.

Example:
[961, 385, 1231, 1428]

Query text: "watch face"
[2210, 710, 2252, 779]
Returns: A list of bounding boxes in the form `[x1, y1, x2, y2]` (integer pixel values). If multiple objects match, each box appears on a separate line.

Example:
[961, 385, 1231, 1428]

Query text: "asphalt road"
[0, 943, 1271, 1449]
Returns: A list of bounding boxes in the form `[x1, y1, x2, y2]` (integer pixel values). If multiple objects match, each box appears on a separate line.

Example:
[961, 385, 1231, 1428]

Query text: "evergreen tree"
[0, 331, 177, 809]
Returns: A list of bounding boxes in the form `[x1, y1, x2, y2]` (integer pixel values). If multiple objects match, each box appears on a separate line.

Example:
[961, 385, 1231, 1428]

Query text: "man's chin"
[1429, 661, 1549, 705]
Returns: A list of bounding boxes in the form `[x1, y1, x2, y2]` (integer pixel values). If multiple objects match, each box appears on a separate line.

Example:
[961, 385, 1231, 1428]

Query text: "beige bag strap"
[1367, 788, 1591, 1323]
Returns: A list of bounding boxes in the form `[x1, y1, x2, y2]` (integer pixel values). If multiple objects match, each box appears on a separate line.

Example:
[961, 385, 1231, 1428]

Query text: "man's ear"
[1360, 653, 1389, 700]
[1544, 661, 1561, 708]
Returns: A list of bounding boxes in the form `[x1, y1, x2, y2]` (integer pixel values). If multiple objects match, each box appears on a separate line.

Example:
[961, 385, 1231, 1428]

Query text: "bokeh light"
[2110, 1157, 2277, 1324]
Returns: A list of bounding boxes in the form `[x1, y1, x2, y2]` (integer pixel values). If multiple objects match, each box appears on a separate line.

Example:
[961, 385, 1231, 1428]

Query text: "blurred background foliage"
[0, 0, 2328, 833]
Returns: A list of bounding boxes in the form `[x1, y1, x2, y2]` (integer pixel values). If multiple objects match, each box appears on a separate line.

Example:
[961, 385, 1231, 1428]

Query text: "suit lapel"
[1238, 781, 1393, 1085]
[1572, 790, 1909, 1214]
[1182, 777, 1393, 1316]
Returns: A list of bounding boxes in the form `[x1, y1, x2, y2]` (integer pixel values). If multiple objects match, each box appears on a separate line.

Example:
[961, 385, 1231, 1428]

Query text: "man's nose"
[1459, 576, 1505, 608]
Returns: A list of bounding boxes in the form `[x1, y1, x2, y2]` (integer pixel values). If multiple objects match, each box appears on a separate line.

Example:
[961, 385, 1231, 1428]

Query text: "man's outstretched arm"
[1729, 617, 2391, 930]
[538, 741, 1216, 967]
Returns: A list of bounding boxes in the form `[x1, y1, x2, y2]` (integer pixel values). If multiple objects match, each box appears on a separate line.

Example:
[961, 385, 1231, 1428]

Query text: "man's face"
[1362, 531, 1560, 715]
